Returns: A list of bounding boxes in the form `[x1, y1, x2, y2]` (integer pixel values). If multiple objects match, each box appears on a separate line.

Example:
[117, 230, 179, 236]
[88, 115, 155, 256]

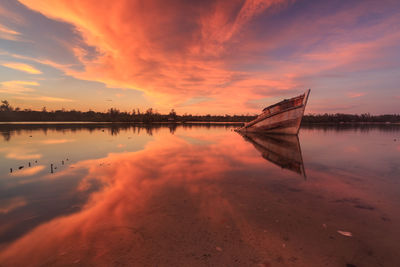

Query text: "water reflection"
[240, 133, 306, 178]
[0, 124, 399, 266]
[0, 123, 238, 142]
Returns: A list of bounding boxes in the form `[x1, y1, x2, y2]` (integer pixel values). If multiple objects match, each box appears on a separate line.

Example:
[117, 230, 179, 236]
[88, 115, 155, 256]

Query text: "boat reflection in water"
[240, 132, 306, 178]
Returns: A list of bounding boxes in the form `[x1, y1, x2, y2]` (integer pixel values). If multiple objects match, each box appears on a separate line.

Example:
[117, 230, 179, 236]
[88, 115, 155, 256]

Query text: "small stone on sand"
[337, 230, 352, 237]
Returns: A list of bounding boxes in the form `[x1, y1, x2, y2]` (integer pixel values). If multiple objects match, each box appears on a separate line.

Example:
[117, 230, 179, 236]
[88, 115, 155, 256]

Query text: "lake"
[0, 124, 399, 266]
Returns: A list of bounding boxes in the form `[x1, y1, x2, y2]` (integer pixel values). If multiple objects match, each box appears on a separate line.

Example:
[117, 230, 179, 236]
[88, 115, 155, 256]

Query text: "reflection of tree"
[0, 124, 240, 141]
[168, 124, 177, 134]
[302, 124, 400, 133]
[110, 126, 121, 136]
[1, 130, 11, 141]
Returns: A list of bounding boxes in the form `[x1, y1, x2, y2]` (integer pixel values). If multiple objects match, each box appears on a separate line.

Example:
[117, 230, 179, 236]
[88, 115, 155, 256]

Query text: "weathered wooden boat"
[236, 89, 310, 134]
[240, 132, 306, 178]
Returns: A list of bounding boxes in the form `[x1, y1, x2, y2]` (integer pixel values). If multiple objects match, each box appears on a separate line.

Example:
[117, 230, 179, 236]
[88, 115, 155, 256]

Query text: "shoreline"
[0, 121, 399, 125]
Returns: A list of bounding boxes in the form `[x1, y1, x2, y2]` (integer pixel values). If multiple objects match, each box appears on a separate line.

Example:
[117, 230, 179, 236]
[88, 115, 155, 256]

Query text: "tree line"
[1, 100, 399, 123]
[0, 100, 254, 123]
[302, 113, 400, 123]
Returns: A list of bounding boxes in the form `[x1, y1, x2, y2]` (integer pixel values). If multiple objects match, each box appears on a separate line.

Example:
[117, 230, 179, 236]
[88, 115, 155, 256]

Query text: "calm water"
[0, 124, 399, 267]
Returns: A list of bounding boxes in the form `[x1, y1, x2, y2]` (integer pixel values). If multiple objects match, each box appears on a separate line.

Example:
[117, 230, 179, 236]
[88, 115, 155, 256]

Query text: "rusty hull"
[237, 89, 310, 135]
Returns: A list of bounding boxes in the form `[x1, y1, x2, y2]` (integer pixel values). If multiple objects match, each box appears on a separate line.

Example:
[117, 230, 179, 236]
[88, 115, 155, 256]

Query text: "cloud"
[0, 197, 27, 214]
[41, 139, 75, 144]
[0, 24, 20, 41]
[347, 92, 366, 98]
[13, 0, 400, 114]
[0, 80, 39, 94]
[36, 96, 73, 102]
[2, 62, 42, 74]
[0, 4, 25, 24]
[10, 165, 46, 177]
[14, 95, 74, 102]
[17, 0, 293, 112]
[6, 150, 42, 160]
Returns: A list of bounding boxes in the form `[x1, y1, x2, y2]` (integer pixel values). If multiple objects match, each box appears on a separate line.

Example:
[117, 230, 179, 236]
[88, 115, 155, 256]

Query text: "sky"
[0, 0, 399, 115]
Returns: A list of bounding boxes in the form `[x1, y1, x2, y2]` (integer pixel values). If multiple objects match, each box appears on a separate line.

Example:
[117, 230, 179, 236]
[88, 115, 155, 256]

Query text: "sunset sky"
[0, 0, 399, 114]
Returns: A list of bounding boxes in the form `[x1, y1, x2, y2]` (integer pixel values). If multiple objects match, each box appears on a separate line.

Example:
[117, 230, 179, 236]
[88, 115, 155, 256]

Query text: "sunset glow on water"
[0, 125, 399, 266]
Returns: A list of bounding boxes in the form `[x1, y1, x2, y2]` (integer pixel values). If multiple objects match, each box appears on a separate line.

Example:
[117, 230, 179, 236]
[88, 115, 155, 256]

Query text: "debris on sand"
[18, 166, 24, 169]
[337, 230, 352, 237]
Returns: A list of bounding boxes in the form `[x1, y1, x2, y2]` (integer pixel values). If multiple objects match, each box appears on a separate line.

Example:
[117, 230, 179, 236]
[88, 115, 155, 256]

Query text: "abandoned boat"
[236, 89, 310, 135]
[240, 132, 306, 178]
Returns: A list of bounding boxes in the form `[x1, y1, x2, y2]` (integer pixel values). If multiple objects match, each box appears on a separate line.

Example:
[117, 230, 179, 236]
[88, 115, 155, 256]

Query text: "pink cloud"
[347, 92, 366, 98]
[16, 0, 300, 113]
[16, 0, 400, 114]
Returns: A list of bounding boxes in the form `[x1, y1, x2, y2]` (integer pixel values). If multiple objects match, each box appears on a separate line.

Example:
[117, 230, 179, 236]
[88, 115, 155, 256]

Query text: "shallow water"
[0, 124, 399, 266]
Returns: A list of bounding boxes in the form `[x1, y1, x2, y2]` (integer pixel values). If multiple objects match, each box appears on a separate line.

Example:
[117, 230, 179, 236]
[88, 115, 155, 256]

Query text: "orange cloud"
[10, 165, 46, 177]
[0, 197, 27, 214]
[16, 0, 400, 114]
[2, 62, 42, 74]
[18, 0, 294, 113]
[14, 95, 74, 102]
[347, 92, 366, 98]
[40, 139, 75, 144]
[0, 80, 39, 94]
[0, 24, 20, 41]
[6, 151, 42, 160]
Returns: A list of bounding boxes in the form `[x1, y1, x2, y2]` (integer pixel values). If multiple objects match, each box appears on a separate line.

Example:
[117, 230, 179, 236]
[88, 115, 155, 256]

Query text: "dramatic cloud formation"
[0, 0, 399, 113]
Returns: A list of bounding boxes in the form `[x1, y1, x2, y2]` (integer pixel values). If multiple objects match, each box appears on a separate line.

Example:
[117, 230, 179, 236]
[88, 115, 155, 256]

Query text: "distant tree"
[1, 100, 11, 111]
[146, 108, 153, 115]
[1, 98, 399, 124]
[169, 109, 177, 120]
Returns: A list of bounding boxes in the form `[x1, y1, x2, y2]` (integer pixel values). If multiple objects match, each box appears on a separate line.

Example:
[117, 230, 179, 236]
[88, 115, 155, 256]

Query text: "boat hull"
[237, 89, 310, 135]
[239, 105, 305, 134]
